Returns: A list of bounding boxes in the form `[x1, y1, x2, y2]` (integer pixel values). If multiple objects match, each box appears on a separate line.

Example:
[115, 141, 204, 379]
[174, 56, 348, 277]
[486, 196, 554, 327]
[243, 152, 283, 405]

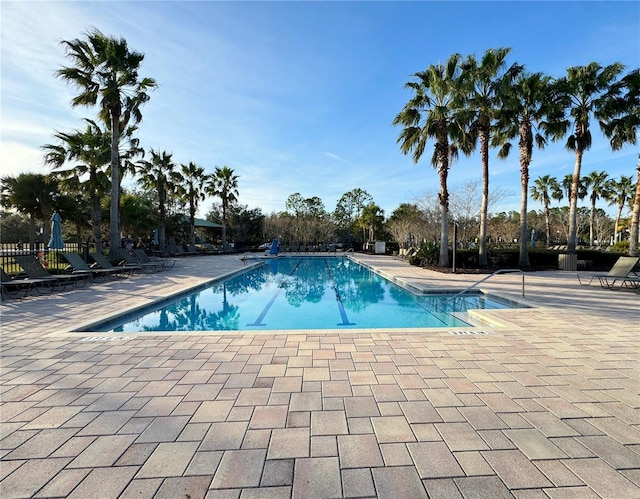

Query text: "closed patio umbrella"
[48, 212, 65, 249]
[48, 212, 65, 268]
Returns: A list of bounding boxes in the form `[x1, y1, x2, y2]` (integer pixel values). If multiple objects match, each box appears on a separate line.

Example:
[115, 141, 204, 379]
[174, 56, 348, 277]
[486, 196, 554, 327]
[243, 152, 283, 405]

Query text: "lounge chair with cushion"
[133, 248, 176, 269]
[13, 255, 89, 289]
[89, 251, 139, 277]
[62, 252, 123, 282]
[1, 267, 56, 299]
[576, 256, 639, 288]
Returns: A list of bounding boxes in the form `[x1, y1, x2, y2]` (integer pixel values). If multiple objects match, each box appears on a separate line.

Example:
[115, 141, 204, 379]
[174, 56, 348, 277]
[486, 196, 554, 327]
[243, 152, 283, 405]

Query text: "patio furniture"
[576, 256, 639, 288]
[89, 251, 141, 277]
[1, 267, 56, 299]
[62, 252, 123, 282]
[133, 248, 176, 269]
[13, 255, 90, 289]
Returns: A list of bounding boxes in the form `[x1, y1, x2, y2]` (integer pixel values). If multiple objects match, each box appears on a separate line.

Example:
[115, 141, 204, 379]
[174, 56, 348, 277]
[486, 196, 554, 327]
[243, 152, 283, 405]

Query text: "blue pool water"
[101, 257, 524, 332]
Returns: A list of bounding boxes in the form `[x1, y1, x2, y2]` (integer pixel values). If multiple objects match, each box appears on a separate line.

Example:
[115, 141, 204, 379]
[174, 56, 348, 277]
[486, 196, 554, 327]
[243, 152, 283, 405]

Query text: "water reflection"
[109, 258, 512, 332]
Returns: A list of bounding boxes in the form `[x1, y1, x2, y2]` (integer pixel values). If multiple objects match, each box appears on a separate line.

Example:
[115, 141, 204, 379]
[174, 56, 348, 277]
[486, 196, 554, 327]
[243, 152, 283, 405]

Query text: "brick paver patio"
[1, 253, 638, 498]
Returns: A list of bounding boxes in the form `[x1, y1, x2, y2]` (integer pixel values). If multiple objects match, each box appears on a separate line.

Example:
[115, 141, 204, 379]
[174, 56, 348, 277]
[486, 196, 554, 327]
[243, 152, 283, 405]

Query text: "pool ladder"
[443, 268, 525, 303]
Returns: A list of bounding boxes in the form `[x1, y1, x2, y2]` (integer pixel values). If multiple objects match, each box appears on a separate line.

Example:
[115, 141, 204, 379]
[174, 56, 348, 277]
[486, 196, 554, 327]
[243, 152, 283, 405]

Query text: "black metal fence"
[1, 242, 92, 275]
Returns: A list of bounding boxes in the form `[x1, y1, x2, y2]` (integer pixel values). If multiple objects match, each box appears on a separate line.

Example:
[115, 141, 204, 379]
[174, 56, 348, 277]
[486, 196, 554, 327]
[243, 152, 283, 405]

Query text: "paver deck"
[1, 252, 638, 498]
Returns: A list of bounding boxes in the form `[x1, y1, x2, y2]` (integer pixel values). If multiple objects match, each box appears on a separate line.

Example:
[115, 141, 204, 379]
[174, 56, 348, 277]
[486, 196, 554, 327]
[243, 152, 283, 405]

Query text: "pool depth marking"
[324, 259, 356, 326]
[247, 259, 303, 327]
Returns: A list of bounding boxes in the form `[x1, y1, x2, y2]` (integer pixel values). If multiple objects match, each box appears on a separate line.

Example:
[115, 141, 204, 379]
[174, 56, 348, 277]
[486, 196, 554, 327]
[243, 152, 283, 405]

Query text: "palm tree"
[583, 171, 610, 247]
[136, 150, 180, 255]
[530, 175, 563, 247]
[555, 61, 625, 252]
[177, 162, 207, 252]
[631, 155, 640, 257]
[393, 53, 466, 266]
[42, 119, 111, 252]
[601, 69, 639, 256]
[606, 175, 634, 243]
[460, 47, 522, 266]
[206, 166, 239, 250]
[0, 173, 60, 245]
[494, 72, 566, 265]
[57, 28, 157, 258]
[358, 203, 385, 242]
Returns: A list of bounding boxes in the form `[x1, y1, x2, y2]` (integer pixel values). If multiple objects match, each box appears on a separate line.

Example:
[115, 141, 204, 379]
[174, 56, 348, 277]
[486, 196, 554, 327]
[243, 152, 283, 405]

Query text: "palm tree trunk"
[189, 201, 196, 252]
[629, 158, 640, 257]
[589, 195, 596, 247]
[437, 169, 449, 267]
[91, 198, 103, 253]
[567, 149, 583, 253]
[108, 113, 121, 259]
[159, 189, 167, 255]
[519, 165, 530, 267]
[478, 131, 489, 267]
[222, 202, 227, 249]
[544, 203, 552, 248]
[615, 204, 623, 243]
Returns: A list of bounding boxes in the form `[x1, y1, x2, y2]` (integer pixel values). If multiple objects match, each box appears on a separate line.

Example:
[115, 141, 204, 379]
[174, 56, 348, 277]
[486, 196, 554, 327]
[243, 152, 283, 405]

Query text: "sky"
[2, 0, 639, 221]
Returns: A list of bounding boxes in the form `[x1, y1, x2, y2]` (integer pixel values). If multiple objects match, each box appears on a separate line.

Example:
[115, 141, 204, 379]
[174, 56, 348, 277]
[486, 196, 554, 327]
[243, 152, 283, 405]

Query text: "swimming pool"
[100, 257, 525, 332]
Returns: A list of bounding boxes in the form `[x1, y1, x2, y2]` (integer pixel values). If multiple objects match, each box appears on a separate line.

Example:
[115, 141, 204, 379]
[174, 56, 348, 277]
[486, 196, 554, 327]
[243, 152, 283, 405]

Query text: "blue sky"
[2, 1, 639, 220]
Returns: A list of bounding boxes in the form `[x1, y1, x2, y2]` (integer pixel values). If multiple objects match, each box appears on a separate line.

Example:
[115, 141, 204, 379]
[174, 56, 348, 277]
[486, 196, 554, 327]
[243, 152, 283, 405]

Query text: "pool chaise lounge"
[117, 249, 165, 272]
[62, 252, 124, 282]
[133, 248, 176, 269]
[0, 267, 58, 299]
[13, 255, 90, 290]
[89, 251, 141, 277]
[576, 255, 640, 289]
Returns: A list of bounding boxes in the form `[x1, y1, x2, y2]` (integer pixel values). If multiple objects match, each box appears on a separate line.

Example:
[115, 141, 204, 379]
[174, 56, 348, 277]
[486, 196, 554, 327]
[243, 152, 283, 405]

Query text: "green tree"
[42, 119, 111, 252]
[136, 150, 180, 255]
[530, 175, 563, 247]
[584, 170, 610, 246]
[555, 61, 626, 252]
[393, 53, 466, 266]
[207, 166, 239, 250]
[57, 28, 157, 258]
[631, 156, 640, 257]
[358, 203, 385, 243]
[0, 211, 31, 244]
[495, 72, 565, 265]
[460, 47, 522, 266]
[0, 173, 60, 245]
[605, 175, 634, 243]
[176, 162, 207, 252]
[333, 188, 373, 242]
[601, 69, 640, 255]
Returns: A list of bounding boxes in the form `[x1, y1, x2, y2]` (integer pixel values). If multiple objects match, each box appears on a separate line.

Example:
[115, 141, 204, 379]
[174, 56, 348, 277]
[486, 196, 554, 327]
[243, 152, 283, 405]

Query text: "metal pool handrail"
[443, 268, 525, 302]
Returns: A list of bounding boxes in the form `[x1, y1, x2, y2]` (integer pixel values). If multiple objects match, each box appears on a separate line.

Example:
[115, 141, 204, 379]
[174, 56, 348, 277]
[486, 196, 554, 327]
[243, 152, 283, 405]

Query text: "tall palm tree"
[136, 150, 180, 255]
[42, 119, 111, 252]
[392, 53, 466, 266]
[358, 203, 385, 242]
[583, 170, 610, 247]
[561, 173, 587, 204]
[601, 69, 639, 256]
[494, 72, 566, 265]
[177, 162, 207, 252]
[530, 175, 563, 247]
[605, 175, 634, 243]
[57, 28, 157, 258]
[555, 61, 625, 252]
[460, 47, 522, 266]
[631, 155, 640, 257]
[206, 166, 239, 250]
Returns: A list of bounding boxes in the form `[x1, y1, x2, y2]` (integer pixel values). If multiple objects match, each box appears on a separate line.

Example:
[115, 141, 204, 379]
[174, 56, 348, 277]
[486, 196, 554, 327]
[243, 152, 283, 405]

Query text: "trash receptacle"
[558, 253, 577, 271]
